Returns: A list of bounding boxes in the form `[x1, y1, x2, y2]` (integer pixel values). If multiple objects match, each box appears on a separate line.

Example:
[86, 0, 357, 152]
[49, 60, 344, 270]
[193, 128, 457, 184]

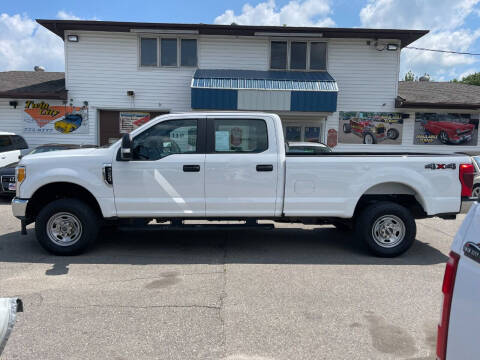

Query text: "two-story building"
[1, 20, 479, 152]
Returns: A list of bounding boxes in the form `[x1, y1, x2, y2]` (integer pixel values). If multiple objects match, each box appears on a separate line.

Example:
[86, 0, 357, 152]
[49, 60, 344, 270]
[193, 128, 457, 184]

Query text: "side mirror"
[120, 133, 132, 161]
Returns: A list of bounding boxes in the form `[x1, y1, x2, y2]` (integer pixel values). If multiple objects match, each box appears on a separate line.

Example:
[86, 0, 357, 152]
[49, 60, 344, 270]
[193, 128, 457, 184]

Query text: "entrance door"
[99, 110, 166, 146]
[284, 120, 324, 143]
[113, 117, 206, 217]
[204, 116, 278, 217]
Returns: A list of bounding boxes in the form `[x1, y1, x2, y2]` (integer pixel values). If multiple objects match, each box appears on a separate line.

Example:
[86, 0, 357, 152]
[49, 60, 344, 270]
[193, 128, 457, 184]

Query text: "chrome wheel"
[46, 212, 83, 246]
[364, 134, 374, 144]
[371, 215, 406, 248]
[439, 131, 449, 144]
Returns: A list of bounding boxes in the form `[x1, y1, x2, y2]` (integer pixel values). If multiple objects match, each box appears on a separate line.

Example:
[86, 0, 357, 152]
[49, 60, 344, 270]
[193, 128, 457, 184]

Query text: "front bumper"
[450, 134, 472, 144]
[11, 198, 28, 219]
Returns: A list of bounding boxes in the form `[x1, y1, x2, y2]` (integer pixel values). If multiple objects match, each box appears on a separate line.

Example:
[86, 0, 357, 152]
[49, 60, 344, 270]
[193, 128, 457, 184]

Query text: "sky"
[1, 0, 479, 81]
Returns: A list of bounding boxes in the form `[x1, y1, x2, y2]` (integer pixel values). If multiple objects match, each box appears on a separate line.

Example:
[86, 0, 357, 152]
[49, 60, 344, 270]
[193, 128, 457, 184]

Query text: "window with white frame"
[270, 40, 327, 71]
[139, 37, 197, 68]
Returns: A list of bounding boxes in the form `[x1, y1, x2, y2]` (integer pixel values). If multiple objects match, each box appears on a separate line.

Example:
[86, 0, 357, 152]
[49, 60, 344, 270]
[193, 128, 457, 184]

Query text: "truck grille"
[1, 175, 16, 193]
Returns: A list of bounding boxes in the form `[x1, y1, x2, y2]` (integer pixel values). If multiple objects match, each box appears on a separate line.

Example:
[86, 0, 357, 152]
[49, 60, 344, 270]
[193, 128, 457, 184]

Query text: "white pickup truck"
[11, 112, 474, 257]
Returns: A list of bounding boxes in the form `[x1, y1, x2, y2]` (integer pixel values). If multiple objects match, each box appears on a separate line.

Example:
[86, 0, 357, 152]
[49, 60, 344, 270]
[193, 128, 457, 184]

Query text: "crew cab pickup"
[11, 112, 474, 256]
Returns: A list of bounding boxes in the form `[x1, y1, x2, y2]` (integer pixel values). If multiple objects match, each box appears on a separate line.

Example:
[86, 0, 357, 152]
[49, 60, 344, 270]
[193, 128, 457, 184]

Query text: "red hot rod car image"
[343, 117, 399, 144]
[423, 120, 475, 144]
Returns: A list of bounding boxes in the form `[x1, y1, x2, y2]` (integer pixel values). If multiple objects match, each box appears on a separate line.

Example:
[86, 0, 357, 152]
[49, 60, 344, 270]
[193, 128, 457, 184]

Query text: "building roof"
[397, 81, 480, 110]
[0, 71, 67, 100]
[36, 19, 428, 48]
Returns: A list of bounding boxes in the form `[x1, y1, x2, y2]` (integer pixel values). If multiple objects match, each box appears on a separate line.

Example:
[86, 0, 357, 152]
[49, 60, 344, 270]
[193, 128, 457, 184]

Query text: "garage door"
[99, 110, 166, 146]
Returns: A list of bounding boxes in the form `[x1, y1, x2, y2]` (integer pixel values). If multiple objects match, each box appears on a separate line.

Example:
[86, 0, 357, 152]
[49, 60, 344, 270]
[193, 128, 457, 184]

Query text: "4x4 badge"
[425, 163, 456, 170]
[464, 242, 480, 263]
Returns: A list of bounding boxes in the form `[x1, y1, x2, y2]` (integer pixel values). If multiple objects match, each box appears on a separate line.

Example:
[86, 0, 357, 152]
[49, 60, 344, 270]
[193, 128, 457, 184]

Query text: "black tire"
[363, 132, 376, 144]
[355, 201, 416, 257]
[387, 128, 399, 140]
[439, 130, 450, 144]
[343, 123, 351, 133]
[35, 198, 99, 255]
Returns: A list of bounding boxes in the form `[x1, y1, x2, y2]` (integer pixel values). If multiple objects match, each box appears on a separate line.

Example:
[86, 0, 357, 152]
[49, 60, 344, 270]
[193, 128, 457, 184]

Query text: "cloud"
[57, 10, 82, 21]
[0, 13, 64, 72]
[214, 0, 335, 27]
[0, 11, 95, 72]
[359, 0, 480, 80]
[360, 0, 480, 31]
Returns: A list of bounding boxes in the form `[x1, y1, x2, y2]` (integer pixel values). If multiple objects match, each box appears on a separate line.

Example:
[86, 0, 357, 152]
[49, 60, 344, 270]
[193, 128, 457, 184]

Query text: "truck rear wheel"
[35, 198, 99, 255]
[355, 202, 416, 257]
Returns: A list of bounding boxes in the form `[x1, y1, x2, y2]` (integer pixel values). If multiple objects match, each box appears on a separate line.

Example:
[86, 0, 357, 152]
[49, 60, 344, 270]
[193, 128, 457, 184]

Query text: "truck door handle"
[183, 164, 201, 172]
[256, 164, 273, 172]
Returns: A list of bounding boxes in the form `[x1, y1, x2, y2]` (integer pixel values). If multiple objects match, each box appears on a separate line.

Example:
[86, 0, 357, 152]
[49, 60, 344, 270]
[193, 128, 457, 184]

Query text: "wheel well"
[26, 182, 103, 221]
[355, 182, 427, 219]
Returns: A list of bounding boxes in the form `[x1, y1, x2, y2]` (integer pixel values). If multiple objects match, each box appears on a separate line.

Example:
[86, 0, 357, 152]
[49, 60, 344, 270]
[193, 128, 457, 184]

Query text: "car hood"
[19, 147, 112, 167]
[22, 147, 98, 160]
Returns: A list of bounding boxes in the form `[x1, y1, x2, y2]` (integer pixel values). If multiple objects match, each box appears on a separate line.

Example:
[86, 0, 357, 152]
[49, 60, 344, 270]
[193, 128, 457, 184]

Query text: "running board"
[118, 223, 275, 232]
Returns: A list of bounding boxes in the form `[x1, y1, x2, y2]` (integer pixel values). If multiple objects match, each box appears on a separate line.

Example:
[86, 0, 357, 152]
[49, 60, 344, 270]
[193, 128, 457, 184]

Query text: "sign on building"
[119, 112, 151, 133]
[338, 111, 403, 145]
[23, 101, 89, 135]
[413, 113, 479, 146]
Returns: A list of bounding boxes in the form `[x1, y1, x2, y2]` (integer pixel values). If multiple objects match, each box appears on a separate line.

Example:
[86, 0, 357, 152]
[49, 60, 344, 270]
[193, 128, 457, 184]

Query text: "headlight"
[15, 166, 26, 184]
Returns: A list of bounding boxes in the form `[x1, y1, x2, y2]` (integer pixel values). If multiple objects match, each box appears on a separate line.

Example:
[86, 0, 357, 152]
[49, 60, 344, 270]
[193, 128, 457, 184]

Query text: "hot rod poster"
[414, 113, 478, 146]
[23, 101, 88, 135]
[338, 112, 403, 145]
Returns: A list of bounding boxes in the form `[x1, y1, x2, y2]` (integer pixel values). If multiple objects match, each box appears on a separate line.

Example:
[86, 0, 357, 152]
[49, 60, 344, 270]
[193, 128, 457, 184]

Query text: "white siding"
[325, 39, 403, 151]
[0, 99, 94, 148]
[199, 36, 268, 70]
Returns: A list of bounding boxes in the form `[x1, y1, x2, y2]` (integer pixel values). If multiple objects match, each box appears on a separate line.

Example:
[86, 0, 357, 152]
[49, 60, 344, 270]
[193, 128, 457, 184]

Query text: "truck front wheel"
[35, 198, 99, 255]
[355, 202, 416, 257]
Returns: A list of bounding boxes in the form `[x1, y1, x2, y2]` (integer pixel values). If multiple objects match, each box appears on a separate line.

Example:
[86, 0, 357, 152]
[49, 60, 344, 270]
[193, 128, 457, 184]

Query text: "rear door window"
[212, 119, 268, 153]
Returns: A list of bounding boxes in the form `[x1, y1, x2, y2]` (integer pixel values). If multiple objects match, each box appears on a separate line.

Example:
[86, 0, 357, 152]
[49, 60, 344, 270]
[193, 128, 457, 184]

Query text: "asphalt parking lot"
[0, 198, 466, 360]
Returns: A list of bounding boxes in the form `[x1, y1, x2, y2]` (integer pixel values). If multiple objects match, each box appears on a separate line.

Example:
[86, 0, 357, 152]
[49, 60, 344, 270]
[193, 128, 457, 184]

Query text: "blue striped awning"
[191, 69, 338, 92]
[191, 69, 338, 112]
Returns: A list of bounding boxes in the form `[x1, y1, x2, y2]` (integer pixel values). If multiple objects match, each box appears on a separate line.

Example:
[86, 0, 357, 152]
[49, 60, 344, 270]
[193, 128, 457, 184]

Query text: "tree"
[460, 72, 480, 86]
[404, 70, 415, 81]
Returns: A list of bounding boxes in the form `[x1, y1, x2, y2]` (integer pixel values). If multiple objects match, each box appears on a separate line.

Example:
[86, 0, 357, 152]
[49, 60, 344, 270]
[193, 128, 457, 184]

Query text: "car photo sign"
[338, 111, 403, 145]
[414, 113, 478, 146]
[23, 101, 89, 135]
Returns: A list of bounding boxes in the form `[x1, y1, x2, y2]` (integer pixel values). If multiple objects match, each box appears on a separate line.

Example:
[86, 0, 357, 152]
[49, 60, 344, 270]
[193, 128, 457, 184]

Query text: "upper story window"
[139, 37, 197, 68]
[161, 39, 177, 66]
[270, 40, 327, 71]
[140, 38, 158, 66]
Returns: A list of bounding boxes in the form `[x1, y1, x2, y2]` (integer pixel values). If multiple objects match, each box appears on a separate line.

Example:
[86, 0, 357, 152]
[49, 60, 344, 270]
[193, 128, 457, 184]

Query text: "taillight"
[459, 163, 474, 197]
[437, 251, 460, 360]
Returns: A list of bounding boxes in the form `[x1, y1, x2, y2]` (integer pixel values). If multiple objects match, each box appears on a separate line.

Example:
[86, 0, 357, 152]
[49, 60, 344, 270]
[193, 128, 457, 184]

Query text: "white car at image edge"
[0, 132, 28, 168]
[437, 201, 480, 359]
